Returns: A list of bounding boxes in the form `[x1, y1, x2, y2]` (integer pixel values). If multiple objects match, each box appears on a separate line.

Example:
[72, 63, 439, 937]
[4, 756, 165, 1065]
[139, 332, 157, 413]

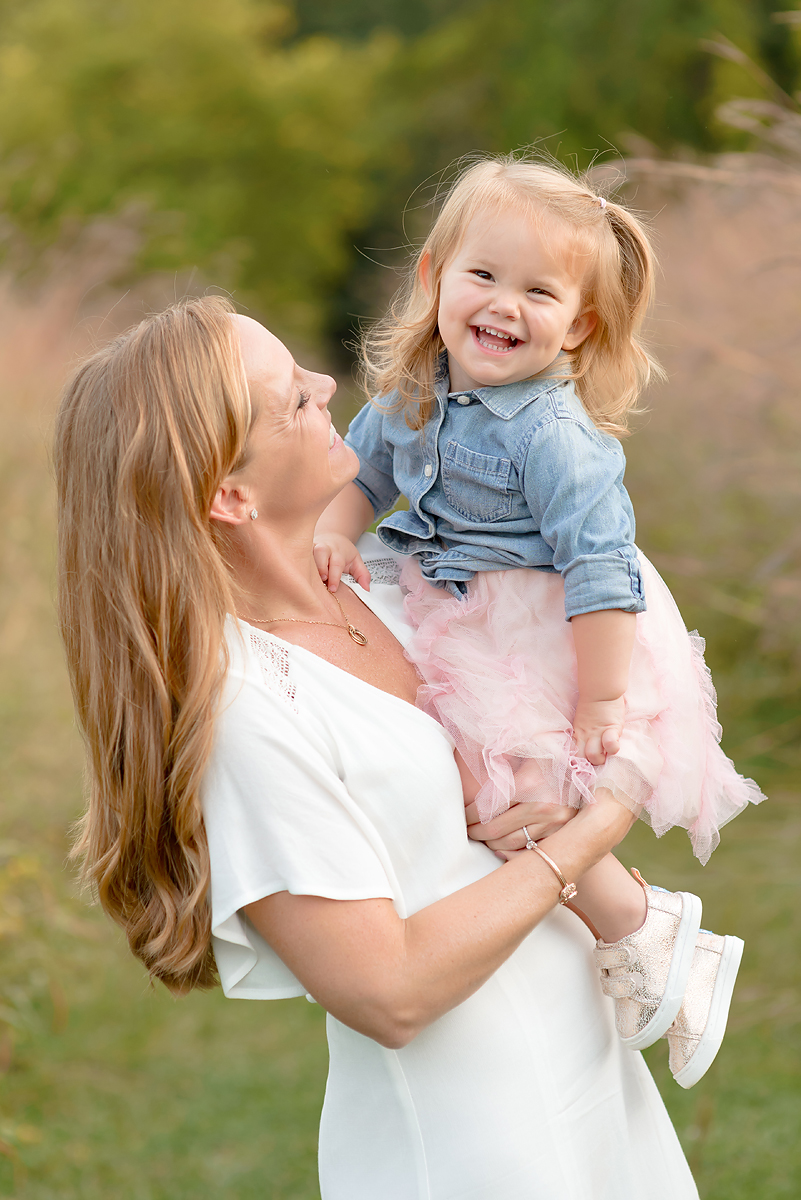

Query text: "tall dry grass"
[624, 161, 801, 647]
[0, 219, 211, 1135]
[593, 137, 801, 772]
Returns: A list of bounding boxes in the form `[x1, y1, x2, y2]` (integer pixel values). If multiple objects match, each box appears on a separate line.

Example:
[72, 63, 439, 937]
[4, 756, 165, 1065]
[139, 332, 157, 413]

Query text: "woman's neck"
[227, 519, 336, 621]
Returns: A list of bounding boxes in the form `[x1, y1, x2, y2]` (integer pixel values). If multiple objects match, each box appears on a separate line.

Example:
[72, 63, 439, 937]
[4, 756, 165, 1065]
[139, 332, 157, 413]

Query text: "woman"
[54, 297, 698, 1198]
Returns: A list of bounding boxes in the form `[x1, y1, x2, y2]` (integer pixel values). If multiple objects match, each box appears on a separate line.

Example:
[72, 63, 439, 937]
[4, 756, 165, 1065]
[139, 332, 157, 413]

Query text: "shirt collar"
[435, 352, 568, 420]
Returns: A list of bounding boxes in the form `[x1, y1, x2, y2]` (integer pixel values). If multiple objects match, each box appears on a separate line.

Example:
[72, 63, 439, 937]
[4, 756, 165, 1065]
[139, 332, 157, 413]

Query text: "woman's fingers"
[466, 801, 576, 849]
[464, 800, 571, 837]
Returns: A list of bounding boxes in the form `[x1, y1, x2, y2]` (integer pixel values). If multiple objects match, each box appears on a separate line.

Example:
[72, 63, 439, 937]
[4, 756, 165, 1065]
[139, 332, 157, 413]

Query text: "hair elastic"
[597, 196, 607, 210]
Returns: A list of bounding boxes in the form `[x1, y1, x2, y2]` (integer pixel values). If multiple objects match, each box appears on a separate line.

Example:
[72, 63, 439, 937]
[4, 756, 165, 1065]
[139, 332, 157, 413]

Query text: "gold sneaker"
[594, 869, 703, 1050]
[666, 930, 744, 1089]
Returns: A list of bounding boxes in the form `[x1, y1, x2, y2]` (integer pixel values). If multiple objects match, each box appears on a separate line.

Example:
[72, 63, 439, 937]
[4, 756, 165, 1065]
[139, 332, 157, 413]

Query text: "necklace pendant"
[347, 624, 369, 646]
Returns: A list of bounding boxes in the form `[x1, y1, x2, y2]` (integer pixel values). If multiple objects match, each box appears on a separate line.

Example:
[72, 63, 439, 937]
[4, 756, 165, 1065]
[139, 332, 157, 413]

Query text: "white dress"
[202, 536, 698, 1200]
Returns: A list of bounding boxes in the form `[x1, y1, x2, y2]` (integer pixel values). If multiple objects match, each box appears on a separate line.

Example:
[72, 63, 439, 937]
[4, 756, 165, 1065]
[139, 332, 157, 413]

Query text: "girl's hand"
[573, 697, 625, 767]
[466, 800, 578, 862]
[313, 533, 371, 592]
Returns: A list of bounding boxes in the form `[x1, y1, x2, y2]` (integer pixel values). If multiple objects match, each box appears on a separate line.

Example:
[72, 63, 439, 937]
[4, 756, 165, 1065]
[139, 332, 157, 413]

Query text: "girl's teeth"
[475, 326, 518, 351]
[329, 424, 337, 448]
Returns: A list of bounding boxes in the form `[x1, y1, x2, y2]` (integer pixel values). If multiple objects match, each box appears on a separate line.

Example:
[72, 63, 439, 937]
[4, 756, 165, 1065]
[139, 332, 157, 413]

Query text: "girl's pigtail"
[570, 198, 665, 436]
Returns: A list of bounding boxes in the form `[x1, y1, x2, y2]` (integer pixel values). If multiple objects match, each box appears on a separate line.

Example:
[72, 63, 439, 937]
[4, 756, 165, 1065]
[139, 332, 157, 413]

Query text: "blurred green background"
[0, 1, 800, 1196]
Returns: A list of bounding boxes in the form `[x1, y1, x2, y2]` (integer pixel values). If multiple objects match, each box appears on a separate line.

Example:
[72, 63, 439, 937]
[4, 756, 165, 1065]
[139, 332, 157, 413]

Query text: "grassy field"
[0, 173, 800, 1198]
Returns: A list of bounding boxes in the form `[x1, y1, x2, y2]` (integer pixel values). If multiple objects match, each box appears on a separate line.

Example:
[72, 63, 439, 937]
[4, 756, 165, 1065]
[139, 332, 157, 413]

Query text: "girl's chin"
[463, 363, 531, 387]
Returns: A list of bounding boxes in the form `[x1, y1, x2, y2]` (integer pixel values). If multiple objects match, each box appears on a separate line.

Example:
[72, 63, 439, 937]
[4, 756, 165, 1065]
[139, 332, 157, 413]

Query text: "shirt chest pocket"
[442, 440, 513, 523]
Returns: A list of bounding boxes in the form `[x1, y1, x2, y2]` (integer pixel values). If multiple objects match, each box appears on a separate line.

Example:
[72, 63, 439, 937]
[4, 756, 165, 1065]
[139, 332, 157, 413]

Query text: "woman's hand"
[466, 799, 578, 862]
[313, 532, 371, 592]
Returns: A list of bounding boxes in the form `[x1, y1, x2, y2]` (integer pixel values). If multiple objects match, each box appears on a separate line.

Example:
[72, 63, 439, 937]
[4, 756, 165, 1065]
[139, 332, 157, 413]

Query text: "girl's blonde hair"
[360, 153, 662, 436]
[54, 295, 251, 993]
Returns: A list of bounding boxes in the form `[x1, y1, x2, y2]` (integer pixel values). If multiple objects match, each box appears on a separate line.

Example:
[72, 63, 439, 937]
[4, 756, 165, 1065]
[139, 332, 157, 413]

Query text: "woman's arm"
[245, 789, 633, 1049]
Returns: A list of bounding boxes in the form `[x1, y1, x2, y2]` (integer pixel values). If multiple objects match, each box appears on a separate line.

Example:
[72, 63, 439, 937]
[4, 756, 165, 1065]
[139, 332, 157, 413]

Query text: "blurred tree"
[0, 0, 390, 338]
[291, 0, 483, 40]
[0, 0, 796, 350]
[324, 0, 798, 357]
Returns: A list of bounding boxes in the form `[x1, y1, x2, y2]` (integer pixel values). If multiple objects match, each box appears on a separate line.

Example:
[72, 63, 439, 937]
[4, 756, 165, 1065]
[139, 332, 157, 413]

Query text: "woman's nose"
[315, 373, 337, 407]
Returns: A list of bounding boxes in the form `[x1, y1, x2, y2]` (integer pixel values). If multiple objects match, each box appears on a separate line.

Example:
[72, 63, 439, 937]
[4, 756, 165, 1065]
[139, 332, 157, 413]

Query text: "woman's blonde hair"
[360, 153, 662, 435]
[54, 296, 251, 993]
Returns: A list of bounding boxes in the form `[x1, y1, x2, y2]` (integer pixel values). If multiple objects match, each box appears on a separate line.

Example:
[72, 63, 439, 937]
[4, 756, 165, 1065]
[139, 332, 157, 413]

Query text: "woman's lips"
[472, 325, 519, 353]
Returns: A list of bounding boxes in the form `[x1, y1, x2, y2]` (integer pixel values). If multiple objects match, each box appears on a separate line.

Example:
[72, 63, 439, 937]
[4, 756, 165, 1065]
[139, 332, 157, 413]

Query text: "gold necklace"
[241, 587, 368, 646]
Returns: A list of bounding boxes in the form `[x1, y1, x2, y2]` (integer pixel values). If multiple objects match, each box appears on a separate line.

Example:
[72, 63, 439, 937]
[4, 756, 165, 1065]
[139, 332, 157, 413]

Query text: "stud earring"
[249, 509, 258, 520]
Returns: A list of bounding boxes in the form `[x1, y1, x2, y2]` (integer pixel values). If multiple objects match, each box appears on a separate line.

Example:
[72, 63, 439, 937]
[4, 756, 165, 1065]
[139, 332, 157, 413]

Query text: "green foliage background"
[0, 0, 798, 346]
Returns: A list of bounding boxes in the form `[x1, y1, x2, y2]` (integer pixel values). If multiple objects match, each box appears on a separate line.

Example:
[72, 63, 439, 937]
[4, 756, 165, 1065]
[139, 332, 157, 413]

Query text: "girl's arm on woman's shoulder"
[244, 789, 634, 1049]
[314, 482, 375, 591]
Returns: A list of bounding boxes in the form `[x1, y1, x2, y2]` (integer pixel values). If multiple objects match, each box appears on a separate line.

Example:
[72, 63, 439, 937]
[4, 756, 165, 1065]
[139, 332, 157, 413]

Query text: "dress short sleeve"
[202, 628, 396, 1000]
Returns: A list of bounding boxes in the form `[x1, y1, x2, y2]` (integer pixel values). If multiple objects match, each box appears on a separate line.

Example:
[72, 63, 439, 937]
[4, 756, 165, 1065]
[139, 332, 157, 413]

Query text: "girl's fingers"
[326, 555, 346, 592]
[349, 552, 371, 592]
[582, 735, 606, 766]
[601, 726, 621, 756]
[312, 543, 332, 584]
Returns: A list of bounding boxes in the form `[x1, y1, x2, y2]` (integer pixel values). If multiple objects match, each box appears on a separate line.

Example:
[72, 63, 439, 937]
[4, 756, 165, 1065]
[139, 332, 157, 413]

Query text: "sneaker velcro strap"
[599, 975, 637, 998]
[594, 945, 634, 969]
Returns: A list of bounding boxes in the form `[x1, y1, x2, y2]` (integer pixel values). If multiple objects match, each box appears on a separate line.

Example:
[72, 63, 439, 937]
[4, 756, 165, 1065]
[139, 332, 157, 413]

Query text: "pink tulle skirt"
[401, 553, 764, 865]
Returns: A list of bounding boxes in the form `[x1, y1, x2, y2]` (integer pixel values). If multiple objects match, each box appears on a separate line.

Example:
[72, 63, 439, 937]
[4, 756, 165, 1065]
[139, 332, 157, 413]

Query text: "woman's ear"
[210, 479, 251, 526]
[562, 309, 598, 351]
[418, 251, 433, 296]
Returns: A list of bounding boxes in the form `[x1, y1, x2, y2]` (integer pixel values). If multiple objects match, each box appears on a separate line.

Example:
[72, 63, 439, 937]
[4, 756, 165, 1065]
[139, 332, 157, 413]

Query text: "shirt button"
[424, 464, 433, 477]
[456, 395, 470, 405]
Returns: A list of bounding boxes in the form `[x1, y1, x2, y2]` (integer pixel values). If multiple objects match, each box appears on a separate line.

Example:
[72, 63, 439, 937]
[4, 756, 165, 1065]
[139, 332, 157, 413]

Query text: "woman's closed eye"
[297, 389, 311, 410]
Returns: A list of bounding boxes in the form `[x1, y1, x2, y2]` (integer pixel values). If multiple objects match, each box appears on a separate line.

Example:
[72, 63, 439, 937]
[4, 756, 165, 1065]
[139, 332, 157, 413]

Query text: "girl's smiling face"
[432, 206, 597, 393]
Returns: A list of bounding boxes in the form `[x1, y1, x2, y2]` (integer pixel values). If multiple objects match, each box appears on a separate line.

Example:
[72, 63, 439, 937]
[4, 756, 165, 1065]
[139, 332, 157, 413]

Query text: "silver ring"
[521, 824, 537, 851]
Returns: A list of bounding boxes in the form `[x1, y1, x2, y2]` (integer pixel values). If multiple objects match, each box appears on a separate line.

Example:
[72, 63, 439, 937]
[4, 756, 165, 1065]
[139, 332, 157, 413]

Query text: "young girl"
[315, 154, 763, 1087]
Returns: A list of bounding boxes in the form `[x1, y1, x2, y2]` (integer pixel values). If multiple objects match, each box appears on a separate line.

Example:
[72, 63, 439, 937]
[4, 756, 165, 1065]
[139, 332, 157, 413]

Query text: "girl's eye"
[470, 270, 493, 281]
[528, 288, 553, 298]
[297, 390, 311, 409]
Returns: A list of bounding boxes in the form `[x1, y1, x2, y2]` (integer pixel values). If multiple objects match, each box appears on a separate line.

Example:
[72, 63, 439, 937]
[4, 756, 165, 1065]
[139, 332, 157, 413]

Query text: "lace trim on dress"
[246, 627, 298, 712]
[344, 556, 402, 588]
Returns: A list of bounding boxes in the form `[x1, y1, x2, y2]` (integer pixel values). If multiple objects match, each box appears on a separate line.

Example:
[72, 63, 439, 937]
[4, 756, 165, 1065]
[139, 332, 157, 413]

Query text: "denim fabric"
[344, 368, 645, 619]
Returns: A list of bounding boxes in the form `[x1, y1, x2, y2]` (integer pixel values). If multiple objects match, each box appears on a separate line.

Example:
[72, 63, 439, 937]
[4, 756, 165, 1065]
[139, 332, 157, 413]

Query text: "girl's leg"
[512, 767, 648, 943]
[568, 852, 647, 943]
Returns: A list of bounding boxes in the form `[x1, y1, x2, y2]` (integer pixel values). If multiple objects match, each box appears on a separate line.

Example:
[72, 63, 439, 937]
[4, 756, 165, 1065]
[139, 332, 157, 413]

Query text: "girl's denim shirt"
[344, 368, 645, 620]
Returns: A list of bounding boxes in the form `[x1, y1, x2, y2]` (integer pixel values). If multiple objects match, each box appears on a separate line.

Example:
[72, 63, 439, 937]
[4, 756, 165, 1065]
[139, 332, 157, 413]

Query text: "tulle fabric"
[401, 553, 764, 865]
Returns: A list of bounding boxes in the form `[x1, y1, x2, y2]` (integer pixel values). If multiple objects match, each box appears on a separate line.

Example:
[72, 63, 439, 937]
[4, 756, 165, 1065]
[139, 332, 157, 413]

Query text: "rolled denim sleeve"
[344, 400, 401, 519]
[521, 417, 646, 619]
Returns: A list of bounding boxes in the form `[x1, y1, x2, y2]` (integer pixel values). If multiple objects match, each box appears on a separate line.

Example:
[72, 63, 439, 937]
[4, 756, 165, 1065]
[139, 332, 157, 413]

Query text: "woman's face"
[225, 316, 358, 525]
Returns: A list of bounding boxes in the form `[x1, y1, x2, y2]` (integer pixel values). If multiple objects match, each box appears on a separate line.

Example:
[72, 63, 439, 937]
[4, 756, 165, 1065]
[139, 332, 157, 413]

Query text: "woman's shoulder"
[223, 618, 300, 714]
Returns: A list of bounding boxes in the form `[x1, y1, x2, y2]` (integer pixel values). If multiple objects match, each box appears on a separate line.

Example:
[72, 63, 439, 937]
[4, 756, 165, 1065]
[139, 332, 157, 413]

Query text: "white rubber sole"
[673, 935, 744, 1089]
[621, 890, 703, 1051]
